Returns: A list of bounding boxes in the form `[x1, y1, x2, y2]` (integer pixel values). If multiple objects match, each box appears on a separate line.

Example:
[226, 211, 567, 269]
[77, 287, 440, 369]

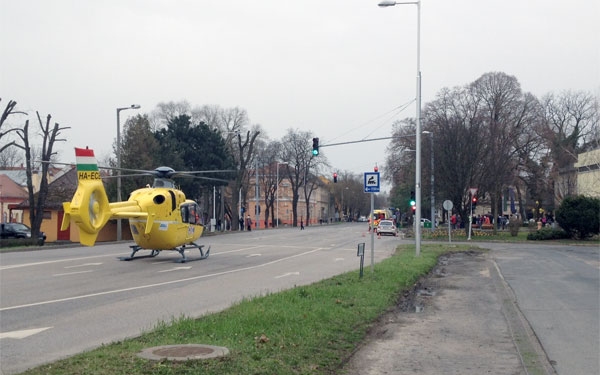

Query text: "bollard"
[357, 243, 365, 278]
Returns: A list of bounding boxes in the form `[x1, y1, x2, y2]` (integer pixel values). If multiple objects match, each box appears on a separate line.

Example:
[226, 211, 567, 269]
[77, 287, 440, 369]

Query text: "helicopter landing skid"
[119, 246, 160, 261]
[174, 243, 211, 263]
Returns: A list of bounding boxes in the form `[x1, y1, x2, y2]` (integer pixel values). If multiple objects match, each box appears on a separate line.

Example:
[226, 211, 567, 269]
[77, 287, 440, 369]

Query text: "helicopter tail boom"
[61, 148, 112, 246]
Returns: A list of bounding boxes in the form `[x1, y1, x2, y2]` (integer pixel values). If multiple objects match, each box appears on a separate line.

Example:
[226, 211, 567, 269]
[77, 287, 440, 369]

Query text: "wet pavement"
[341, 251, 556, 375]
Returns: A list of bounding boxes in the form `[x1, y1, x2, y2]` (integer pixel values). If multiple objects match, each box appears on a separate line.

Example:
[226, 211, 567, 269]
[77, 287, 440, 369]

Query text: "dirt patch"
[340, 251, 537, 375]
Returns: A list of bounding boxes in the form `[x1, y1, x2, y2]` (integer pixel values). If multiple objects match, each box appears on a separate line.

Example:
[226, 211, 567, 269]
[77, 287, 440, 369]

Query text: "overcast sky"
[2, 0, 599, 179]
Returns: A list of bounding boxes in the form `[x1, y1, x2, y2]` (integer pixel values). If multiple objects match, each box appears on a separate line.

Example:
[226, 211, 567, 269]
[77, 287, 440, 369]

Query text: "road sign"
[364, 172, 380, 193]
[443, 200, 453, 211]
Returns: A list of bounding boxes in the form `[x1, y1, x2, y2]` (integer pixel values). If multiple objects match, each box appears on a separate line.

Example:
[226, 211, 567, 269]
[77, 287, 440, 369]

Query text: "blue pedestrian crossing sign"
[364, 172, 380, 193]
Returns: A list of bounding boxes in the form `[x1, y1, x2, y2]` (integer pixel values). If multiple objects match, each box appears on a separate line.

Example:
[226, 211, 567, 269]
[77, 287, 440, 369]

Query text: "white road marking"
[0, 254, 121, 270]
[0, 327, 52, 339]
[53, 270, 94, 277]
[274, 272, 300, 279]
[64, 263, 103, 269]
[246, 254, 261, 258]
[335, 258, 345, 262]
[0, 247, 326, 312]
[158, 266, 192, 273]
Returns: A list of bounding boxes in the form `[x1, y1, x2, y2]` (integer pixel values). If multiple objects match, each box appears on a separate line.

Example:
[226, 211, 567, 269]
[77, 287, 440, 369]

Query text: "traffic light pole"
[319, 134, 417, 148]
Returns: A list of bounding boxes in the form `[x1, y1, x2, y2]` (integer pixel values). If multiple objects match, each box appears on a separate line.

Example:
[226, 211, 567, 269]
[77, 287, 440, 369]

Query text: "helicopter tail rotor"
[61, 148, 112, 246]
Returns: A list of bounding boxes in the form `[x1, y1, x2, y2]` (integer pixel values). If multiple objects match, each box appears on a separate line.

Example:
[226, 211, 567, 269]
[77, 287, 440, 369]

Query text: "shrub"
[555, 195, 600, 239]
[527, 219, 538, 233]
[0, 238, 44, 248]
[527, 227, 569, 240]
[508, 216, 521, 237]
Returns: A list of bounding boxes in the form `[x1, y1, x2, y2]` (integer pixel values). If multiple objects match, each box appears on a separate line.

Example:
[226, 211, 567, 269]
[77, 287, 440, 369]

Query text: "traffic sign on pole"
[364, 172, 380, 193]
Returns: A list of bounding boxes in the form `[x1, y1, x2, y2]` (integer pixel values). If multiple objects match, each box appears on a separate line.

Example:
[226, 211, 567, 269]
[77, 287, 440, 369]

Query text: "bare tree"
[194, 105, 264, 229]
[257, 140, 282, 228]
[471, 72, 540, 232]
[195, 105, 249, 137]
[280, 129, 324, 227]
[230, 127, 261, 229]
[0, 99, 27, 154]
[330, 171, 367, 221]
[150, 100, 192, 132]
[0, 146, 21, 168]
[14, 111, 69, 241]
[540, 90, 599, 203]
[419, 85, 488, 225]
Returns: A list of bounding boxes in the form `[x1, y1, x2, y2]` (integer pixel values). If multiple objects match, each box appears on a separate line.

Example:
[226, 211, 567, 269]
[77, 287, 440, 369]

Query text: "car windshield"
[9, 223, 30, 231]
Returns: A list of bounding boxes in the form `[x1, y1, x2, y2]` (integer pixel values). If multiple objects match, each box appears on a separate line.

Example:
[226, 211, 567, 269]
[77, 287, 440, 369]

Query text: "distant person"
[239, 217, 244, 231]
[246, 215, 252, 232]
[300, 220, 304, 230]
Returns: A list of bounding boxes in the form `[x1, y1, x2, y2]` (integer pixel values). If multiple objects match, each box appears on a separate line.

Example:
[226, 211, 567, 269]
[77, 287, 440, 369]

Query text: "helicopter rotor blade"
[101, 173, 155, 179]
[175, 175, 231, 183]
[173, 170, 237, 175]
[39, 159, 235, 180]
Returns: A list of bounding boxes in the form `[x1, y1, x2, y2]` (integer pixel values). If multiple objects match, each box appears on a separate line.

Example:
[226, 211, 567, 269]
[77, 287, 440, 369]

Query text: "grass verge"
[20, 244, 475, 375]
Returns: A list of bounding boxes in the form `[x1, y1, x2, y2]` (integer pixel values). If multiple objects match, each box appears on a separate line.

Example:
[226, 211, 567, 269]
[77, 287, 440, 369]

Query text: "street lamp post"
[341, 186, 349, 222]
[276, 162, 288, 228]
[423, 131, 434, 231]
[379, 0, 422, 256]
[116, 104, 141, 241]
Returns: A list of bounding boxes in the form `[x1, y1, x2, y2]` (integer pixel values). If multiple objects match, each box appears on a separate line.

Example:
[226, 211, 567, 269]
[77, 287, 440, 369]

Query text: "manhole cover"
[138, 344, 229, 361]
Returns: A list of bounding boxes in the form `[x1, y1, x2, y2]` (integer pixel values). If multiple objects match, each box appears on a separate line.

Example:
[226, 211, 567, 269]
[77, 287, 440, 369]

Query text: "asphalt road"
[487, 242, 599, 375]
[0, 223, 397, 374]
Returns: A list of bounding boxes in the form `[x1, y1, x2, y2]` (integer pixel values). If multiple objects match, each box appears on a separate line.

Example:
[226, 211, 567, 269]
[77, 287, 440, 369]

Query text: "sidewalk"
[341, 251, 556, 375]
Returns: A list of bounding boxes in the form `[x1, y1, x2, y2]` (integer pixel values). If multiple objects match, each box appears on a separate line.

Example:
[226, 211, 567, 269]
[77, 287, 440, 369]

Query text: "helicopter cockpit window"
[181, 203, 200, 225]
[153, 179, 175, 188]
[191, 204, 199, 224]
[181, 206, 189, 223]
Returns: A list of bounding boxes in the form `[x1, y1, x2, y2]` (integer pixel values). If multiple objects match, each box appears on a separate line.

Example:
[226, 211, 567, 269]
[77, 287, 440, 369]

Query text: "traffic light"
[333, 172, 338, 183]
[312, 137, 319, 156]
[409, 191, 416, 206]
[374, 165, 378, 172]
[472, 196, 478, 210]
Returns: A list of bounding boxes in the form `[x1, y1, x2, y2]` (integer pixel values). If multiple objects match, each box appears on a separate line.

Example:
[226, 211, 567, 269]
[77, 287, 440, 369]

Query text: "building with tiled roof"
[0, 173, 28, 223]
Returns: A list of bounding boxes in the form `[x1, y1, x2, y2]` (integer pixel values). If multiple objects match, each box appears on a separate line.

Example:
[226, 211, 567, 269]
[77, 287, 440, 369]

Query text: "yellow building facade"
[574, 149, 600, 198]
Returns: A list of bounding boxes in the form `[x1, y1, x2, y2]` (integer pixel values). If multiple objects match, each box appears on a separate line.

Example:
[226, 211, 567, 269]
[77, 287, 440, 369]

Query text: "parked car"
[358, 216, 368, 222]
[376, 220, 397, 236]
[420, 218, 436, 228]
[0, 223, 46, 245]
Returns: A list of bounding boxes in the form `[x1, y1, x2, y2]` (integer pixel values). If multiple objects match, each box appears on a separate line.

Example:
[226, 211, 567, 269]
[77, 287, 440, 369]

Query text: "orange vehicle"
[369, 209, 393, 231]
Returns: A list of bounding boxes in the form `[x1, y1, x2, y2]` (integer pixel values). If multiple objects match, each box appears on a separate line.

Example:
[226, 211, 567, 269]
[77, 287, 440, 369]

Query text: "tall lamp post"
[116, 104, 141, 241]
[423, 131, 434, 231]
[378, 0, 422, 256]
[276, 162, 288, 228]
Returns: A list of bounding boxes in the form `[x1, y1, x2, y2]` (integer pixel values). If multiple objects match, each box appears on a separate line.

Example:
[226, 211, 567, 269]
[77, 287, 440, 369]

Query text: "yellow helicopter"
[61, 147, 229, 263]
